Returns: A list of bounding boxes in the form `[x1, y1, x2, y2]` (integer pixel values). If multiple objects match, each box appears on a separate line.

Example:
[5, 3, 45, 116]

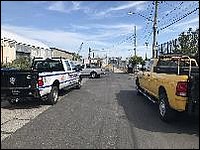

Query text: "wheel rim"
[159, 99, 166, 117]
[78, 81, 81, 87]
[53, 89, 58, 102]
[91, 73, 95, 78]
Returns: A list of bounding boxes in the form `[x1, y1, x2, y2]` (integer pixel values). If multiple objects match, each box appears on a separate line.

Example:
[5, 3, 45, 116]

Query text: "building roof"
[50, 47, 74, 55]
[1, 29, 50, 50]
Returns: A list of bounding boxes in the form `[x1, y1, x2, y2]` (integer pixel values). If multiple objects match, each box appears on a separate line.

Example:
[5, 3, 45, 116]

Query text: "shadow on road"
[116, 89, 199, 136]
[1, 87, 79, 110]
[1, 98, 48, 110]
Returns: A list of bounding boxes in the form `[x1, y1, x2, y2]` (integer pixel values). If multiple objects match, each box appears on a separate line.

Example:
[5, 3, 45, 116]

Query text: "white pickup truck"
[1, 57, 82, 105]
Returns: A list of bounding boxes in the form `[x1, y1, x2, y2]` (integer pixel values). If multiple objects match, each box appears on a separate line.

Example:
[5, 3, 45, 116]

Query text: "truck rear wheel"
[90, 72, 97, 78]
[8, 98, 18, 105]
[158, 91, 176, 122]
[47, 86, 59, 105]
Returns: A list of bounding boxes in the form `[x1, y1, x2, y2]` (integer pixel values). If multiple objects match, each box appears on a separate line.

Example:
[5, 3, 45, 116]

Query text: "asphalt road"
[1, 73, 199, 149]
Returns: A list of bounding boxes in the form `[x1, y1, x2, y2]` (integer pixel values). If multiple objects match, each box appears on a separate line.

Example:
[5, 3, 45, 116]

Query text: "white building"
[1, 29, 51, 63]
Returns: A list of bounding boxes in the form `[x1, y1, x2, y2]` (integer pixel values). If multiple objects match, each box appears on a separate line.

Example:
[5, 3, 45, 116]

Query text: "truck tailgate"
[1, 70, 38, 89]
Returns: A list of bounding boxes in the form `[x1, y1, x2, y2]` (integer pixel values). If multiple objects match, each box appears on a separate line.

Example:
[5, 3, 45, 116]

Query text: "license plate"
[12, 90, 20, 95]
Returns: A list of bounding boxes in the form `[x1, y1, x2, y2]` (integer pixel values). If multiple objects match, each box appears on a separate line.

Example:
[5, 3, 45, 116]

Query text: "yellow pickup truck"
[136, 54, 199, 122]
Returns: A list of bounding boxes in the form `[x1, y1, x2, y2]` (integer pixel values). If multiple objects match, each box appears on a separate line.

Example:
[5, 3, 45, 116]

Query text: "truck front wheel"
[76, 78, 82, 89]
[136, 78, 142, 96]
[47, 86, 59, 105]
[158, 92, 176, 122]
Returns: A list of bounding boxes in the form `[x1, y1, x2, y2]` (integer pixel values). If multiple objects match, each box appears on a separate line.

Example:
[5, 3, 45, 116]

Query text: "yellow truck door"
[144, 60, 156, 96]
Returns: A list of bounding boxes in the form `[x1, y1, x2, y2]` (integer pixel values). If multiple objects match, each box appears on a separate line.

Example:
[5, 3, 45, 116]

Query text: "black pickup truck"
[1, 57, 82, 105]
[1, 68, 39, 103]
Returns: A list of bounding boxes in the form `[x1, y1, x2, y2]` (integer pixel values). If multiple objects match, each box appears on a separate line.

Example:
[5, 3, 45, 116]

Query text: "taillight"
[38, 77, 44, 87]
[176, 81, 188, 97]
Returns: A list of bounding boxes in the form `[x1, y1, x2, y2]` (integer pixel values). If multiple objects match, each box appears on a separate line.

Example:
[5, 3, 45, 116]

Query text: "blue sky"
[1, 1, 199, 59]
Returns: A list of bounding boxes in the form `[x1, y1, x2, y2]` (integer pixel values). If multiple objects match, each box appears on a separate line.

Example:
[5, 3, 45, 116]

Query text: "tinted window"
[65, 61, 71, 71]
[180, 60, 197, 67]
[69, 61, 76, 70]
[86, 64, 90, 68]
[33, 60, 64, 71]
[146, 60, 154, 71]
[157, 59, 177, 66]
[157, 59, 197, 67]
[81, 64, 85, 69]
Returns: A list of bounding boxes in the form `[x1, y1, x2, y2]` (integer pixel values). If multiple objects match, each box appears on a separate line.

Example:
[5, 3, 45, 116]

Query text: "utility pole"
[88, 47, 91, 64]
[152, 0, 158, 58]
[145, 42, 148, 60]
[133, 26, 137, 56]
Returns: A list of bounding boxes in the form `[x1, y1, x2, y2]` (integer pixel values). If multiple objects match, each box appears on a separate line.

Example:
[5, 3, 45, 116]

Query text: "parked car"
[136, 54, 199, 122]
[1, 57, 82, 105]
[80, 63, 104, 78]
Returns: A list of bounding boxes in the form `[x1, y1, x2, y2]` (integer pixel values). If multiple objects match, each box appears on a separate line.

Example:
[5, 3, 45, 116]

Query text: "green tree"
[72, 53, 82, 61]
[129, 55, 145, 67]
[175, 28, 199, 61]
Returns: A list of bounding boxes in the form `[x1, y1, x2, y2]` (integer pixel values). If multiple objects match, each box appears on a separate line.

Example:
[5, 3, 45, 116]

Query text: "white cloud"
[46, 1, 147, 20]
[71, 23, 142, 37]
[48, 2, 67, 13]
[1, 24, 115, 57]
[47, 1, 89, 13]
[93, 1, 146, 17]
[71, 1, 81, 10]
[109, 1, 146, 11]
[1, 23, 146, 59]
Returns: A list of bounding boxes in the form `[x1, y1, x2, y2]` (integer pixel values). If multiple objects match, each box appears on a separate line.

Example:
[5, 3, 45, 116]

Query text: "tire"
[136, 78, 142, 96]
[90, 72, 97, 79]
[8, 98, 18, 105]
[76, 78, 81, 89]
[47, 86, 59, 105]
[158, 91, 176, 122]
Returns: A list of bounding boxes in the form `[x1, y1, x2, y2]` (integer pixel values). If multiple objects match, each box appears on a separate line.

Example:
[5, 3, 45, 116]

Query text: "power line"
[158, 7, 199, 32]
[158, 1, 198, 27]
[158, 1, 184, 22]
[141, 2, 154, 40]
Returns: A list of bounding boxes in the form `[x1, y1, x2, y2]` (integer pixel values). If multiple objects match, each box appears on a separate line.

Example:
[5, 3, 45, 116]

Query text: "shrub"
[1, 57, 31, 70]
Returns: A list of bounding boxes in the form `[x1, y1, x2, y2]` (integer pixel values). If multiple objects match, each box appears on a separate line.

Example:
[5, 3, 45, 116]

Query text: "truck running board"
[138, 88, 156, 104]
